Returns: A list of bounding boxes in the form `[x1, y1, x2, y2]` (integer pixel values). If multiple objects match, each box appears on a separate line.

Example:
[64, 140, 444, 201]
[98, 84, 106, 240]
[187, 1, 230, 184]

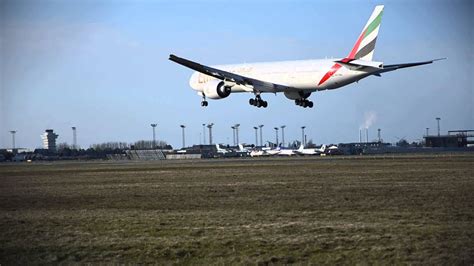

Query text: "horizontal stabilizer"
[373, 58, 447, 75]
[335, 58, 383, 70]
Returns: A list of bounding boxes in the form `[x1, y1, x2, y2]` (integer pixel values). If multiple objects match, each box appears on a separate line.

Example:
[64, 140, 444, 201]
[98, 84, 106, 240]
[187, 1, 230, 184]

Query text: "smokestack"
[366, 128, 369, 143]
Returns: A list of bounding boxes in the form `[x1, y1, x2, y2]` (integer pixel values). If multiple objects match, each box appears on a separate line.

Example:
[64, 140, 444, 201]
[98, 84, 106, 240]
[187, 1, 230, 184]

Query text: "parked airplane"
[215, 144, 229, 155]
[277, 148, 296, 156]
[250, 149, 265, 157]
[236, 144, 251, 156]
[169, 5, 444, 108]
[296, 144, 327, 156]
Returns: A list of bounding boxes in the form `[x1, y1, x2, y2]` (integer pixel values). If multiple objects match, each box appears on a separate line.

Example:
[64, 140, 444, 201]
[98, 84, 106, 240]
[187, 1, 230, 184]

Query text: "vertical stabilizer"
[347, 5, 384, 61]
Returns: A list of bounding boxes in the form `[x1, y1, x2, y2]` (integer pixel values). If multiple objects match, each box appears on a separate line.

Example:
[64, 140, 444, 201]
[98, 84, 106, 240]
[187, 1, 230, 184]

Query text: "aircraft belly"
[230, 84, 252, 93]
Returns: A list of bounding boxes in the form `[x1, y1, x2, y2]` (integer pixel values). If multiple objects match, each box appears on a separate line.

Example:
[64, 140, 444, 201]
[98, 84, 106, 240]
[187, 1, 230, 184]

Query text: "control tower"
[41, 129, 59, 151]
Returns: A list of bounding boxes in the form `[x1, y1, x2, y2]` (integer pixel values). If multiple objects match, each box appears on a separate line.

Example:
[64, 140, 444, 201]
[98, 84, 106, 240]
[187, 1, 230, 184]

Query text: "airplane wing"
[169, 54, 295, 93]
[374, 58, 446, 75]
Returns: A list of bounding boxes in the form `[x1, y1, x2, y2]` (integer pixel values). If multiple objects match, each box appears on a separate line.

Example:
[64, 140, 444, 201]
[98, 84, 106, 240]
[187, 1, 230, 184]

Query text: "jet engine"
[203, 80, 233, 99]
[284, 91, 311, 100]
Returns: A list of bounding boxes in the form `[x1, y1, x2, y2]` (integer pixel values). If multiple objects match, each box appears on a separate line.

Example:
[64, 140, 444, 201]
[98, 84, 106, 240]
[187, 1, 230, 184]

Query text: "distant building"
[424, 130, 473, 148]
[41, 129, 59, 151]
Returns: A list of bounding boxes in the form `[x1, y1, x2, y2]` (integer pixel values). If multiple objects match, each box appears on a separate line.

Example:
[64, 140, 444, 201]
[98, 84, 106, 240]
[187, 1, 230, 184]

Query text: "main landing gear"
[249, 95, 268, 108]
[295, 98, 314, 108]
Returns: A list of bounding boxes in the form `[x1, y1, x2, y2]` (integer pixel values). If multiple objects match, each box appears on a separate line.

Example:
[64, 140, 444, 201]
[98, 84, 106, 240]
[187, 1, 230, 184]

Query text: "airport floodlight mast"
[180, 125, 186, 148]
[9, 130, 16, 149]
[253, 126, 258, 146]
[301, 126, 306, 147]
[259, 125, 264, 147]
[207, 123, 214, 145]
[151, 123, 157, 148]
[378, 128, 381, 143]
[426, 127, 429, 136]
[436, 117, 441, 136]
[202, 123, 206, 145]
[71, 127, 77, 150]
[274, 127, 279, 147]
[234, 124, 240, 145]
[231, 126, 236, 146]
[280, 125, 286, 147]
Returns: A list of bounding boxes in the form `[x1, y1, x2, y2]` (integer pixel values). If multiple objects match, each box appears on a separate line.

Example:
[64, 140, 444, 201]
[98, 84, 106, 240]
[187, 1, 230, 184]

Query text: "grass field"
[1, 154, 473, 264]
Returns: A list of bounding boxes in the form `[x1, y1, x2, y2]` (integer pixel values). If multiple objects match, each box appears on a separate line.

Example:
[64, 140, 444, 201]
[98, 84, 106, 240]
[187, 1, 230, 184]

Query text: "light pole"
[274, 127, 279, 147]
[151, 124, 157, 149]
[377, 128, 381, 143]
[180, 125, 186, 148]
[207, 123, 214, 144]
[280, 125, 286, 147]
[234, 124, 240, 145]
[259, 125, 264, 147]
[301, 126, 306, 147]
[72, 127, 77, 150]
[253, 126, 258, 146]
[231, 126, 236, 146]
[202, 123, 206, 145]
[9, 130, 16, 149]
[426, 127, 429, 137]
[436, 117, 441, 136]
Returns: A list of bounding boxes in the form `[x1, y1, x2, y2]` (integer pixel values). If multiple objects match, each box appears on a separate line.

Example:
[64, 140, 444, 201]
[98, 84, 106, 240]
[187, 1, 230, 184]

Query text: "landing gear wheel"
[249, 94, 268, 108]
[296, 98, 313, 108]
[201, 101, 208, 107]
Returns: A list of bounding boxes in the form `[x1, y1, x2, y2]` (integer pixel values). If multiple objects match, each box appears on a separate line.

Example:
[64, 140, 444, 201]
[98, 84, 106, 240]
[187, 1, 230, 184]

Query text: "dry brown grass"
[1, 154, 473, 264]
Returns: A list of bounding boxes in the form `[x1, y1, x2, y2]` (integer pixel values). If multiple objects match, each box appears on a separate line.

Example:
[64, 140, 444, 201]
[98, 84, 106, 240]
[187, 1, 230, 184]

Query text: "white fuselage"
[189, 59, 370, 94]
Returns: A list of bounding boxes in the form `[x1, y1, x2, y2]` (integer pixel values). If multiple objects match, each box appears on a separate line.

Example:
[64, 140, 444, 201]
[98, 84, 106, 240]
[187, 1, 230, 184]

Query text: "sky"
[1, 0, 473, 149]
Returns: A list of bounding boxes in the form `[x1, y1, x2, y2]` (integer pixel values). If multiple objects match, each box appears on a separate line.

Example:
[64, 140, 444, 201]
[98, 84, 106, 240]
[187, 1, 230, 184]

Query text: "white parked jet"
[169, 5, 444, 108]
[296, 144, 327, 156]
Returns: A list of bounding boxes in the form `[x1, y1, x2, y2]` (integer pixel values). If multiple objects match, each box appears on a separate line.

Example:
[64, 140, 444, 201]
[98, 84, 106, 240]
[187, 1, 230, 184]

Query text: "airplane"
[250, 149, 265, 157]
[325, 145, 343, 156]
[169, 5, 444, 108]
[236, 144, 251, 156]
[277, 148, 296, 156]
[215, 144, 229, 155]
[296, 144, 327, 156]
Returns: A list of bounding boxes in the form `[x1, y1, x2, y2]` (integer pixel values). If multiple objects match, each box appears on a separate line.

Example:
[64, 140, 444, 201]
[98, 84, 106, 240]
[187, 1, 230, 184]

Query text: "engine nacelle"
[284, 91, 311, 100]
[203, 80, 233, 99]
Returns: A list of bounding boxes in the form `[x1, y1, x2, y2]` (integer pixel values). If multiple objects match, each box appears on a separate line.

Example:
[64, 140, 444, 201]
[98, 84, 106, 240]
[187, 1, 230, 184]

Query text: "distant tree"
[57, 142, 71, 151]
[410, 141, 423, 147]
[91, 142, 129, 150]
[396, 139, 409, 147]
[290, 140, 301, 148]
[132, 140, 168, 149]
[306, 139, 317, 148]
